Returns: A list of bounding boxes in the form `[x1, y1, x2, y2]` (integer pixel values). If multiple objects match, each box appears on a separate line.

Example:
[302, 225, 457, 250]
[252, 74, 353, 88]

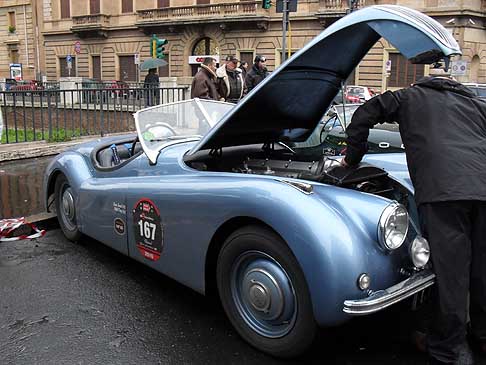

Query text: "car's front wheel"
[55, 175, 81, 241]
[217, 225, 316, 358]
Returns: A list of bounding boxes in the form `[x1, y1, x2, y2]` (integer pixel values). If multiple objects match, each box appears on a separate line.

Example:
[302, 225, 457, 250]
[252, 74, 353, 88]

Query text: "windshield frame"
[134, 98, 234, 164]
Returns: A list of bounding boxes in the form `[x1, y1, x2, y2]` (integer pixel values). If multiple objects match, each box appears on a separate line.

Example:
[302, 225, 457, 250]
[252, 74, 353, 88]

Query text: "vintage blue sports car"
[44, 5, 461, 357]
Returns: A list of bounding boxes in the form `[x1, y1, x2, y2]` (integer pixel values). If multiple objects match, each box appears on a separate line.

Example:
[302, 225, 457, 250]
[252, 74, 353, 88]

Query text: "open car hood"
[188, 5, 460, 154]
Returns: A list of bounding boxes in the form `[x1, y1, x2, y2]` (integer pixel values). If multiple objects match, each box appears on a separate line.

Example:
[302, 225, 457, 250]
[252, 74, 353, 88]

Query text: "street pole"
[281, 0, 288, 64]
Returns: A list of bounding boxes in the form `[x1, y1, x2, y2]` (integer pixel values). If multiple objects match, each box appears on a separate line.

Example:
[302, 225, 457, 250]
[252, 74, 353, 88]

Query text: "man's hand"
[340, 157, 349, 167]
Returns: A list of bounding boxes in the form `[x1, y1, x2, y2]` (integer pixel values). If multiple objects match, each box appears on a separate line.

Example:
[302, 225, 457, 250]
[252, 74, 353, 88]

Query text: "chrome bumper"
[343, 269, 435, 315]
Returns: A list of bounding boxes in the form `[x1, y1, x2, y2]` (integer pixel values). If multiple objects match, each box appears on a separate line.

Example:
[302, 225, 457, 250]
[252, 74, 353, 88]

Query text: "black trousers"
[419, 201, 486, 363]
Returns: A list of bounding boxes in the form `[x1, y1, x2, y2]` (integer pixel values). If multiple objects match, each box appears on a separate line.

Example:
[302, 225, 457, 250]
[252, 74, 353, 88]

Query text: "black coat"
[345, 77, 486, 205]
[245, 64, 269, 92]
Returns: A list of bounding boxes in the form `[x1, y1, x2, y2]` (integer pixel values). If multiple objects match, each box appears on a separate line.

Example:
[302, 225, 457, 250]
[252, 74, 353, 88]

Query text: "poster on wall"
[9, 63, 22, 81]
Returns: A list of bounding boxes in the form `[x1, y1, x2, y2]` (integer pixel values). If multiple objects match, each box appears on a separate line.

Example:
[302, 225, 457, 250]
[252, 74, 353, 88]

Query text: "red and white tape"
[0, 217, 46, 242]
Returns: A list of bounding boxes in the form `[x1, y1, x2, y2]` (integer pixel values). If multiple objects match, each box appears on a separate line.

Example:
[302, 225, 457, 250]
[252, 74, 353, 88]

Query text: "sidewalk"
[0, 132, 130, 162]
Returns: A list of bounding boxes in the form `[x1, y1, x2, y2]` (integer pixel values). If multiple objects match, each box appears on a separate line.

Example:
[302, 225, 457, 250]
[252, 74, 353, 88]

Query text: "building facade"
[28, 0, 486, 89]
[0, 0, 43, 81]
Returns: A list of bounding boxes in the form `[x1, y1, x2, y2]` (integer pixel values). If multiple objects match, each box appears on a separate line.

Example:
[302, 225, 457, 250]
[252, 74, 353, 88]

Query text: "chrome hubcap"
[60, 185, 76, 230]
[62, 188, 75, 221]
[231, 251, 297, 338]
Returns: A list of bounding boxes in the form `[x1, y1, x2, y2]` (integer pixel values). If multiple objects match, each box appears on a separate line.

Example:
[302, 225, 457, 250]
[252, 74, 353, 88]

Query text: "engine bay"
[185, 144, 411, 206]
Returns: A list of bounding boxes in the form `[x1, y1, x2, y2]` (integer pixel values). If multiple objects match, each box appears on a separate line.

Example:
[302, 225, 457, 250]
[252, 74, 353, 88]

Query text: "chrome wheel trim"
[230, 250, 297, 338]
[60, 184, 76, 231]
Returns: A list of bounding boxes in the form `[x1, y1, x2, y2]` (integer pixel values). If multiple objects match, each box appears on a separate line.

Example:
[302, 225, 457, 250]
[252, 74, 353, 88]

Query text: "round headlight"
[411, 236, 430, 268]
[378, 203, 409, 250]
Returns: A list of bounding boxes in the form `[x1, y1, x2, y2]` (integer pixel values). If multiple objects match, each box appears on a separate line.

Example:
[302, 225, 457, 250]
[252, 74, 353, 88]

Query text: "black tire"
[54, 175, 81, 241]
[217, 225, 317, 358]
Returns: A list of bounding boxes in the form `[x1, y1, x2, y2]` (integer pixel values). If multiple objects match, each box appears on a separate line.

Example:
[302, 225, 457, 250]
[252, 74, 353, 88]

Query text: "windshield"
[135, 99, 234, 164]
[292, 104, 403, 157]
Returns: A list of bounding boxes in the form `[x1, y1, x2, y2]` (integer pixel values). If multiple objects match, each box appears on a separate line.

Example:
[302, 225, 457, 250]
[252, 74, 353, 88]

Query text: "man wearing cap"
[216, 55, 245, 103]
[245, 55, 269, 93]
[342, 66, 486, 365]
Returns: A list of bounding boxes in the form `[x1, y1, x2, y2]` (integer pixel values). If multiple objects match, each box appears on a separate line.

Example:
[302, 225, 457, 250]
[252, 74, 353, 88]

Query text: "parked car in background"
[44, 5, 460, 358]
[9, 80, 44, 94]
[463, 83, 486, 100]
[105, 80, 130, 98]
[4, 78, 17, 91]
[346, 85, 376, 102]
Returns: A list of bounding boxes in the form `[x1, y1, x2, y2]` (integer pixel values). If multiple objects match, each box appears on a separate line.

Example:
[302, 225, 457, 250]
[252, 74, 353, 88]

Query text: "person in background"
[144, 68, 159, 107]
[245, 55, 269, 93]
[342, 66, 486, 365]
[240, 61, 249, 80]
[190, 57, 220, 100]
[216, 55, 245, 103]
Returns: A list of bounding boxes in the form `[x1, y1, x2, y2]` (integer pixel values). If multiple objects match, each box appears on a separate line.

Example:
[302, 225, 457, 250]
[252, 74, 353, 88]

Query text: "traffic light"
[151, 34, 168, 59]
[262, 0, 272, 9]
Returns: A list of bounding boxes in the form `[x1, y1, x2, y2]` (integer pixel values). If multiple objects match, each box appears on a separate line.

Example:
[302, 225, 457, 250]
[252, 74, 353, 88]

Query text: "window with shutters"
[121, 0, 133, 13]
[90, 0, 100, 14]
[119, 55, 137, 82]
[60, 0, 70, 19]
[8, 12, 15, 28]
[388, 53, 425, 88]
[92, 56, 101, 80]
[157, 0, 169, 7]
[9, 49, 19, 64]
[60, 56, 76, 77]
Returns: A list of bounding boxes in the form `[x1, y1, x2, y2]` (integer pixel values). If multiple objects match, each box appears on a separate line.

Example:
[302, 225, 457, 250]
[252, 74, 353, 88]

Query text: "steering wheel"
[131, 135, 139, 156]
[143, 122, 178, 141]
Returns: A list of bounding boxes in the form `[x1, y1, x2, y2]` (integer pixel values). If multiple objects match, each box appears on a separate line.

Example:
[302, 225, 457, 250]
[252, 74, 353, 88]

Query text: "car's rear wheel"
[217, 225, 316, 358]
[55, 175, 81, 241]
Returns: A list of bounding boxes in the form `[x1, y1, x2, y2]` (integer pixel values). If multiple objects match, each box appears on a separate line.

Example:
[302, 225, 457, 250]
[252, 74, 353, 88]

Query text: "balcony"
[136, 1, 270, 33]
[316, 0, 367, 23]
[4, 32, 20, 45]
[71, 14, 111, 38]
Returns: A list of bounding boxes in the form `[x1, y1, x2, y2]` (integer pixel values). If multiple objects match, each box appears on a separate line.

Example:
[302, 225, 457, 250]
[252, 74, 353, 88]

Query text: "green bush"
[1, 128, 87, 143]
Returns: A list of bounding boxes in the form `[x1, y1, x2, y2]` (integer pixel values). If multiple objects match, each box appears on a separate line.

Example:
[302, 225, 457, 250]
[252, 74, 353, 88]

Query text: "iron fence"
[0, 86, 188, 143]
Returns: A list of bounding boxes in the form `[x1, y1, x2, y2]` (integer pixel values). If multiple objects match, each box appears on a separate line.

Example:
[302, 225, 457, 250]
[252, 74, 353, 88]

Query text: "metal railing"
[0, 86, 188, 143]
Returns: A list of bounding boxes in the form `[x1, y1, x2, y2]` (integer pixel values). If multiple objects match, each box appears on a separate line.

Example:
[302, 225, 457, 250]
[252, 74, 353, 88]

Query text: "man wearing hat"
[245, 55, 269, 93]
[342, 65, 486, 365]
[216, 55, 245, 103]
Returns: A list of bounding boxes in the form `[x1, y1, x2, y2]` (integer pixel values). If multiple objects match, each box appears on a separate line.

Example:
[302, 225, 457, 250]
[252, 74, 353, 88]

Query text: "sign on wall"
[74, 41, 81, 54]
[450, 60, 467, 76]
[9, 63, 22, 80]
[188, 55, 220, 64]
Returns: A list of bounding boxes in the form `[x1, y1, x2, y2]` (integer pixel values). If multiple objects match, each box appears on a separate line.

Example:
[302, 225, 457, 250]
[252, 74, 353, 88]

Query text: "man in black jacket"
[343, 71, 486, 365]
[144, 68, 159, 107]
[245, 55, 269, 93]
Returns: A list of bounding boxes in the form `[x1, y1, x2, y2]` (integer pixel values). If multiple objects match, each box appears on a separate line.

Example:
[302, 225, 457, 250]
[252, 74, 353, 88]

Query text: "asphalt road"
[1, 222, 484, 365]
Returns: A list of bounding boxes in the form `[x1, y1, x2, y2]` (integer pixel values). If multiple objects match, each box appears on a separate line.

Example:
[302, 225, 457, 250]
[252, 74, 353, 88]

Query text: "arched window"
[191, 37, 219, 76]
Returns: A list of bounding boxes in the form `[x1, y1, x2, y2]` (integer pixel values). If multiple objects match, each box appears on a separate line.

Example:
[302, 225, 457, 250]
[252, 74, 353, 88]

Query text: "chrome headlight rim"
[378, 202, 409, 251]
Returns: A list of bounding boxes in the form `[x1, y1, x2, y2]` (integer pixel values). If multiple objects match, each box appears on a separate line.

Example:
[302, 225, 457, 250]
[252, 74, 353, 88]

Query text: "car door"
[78, 174, 129, 255]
